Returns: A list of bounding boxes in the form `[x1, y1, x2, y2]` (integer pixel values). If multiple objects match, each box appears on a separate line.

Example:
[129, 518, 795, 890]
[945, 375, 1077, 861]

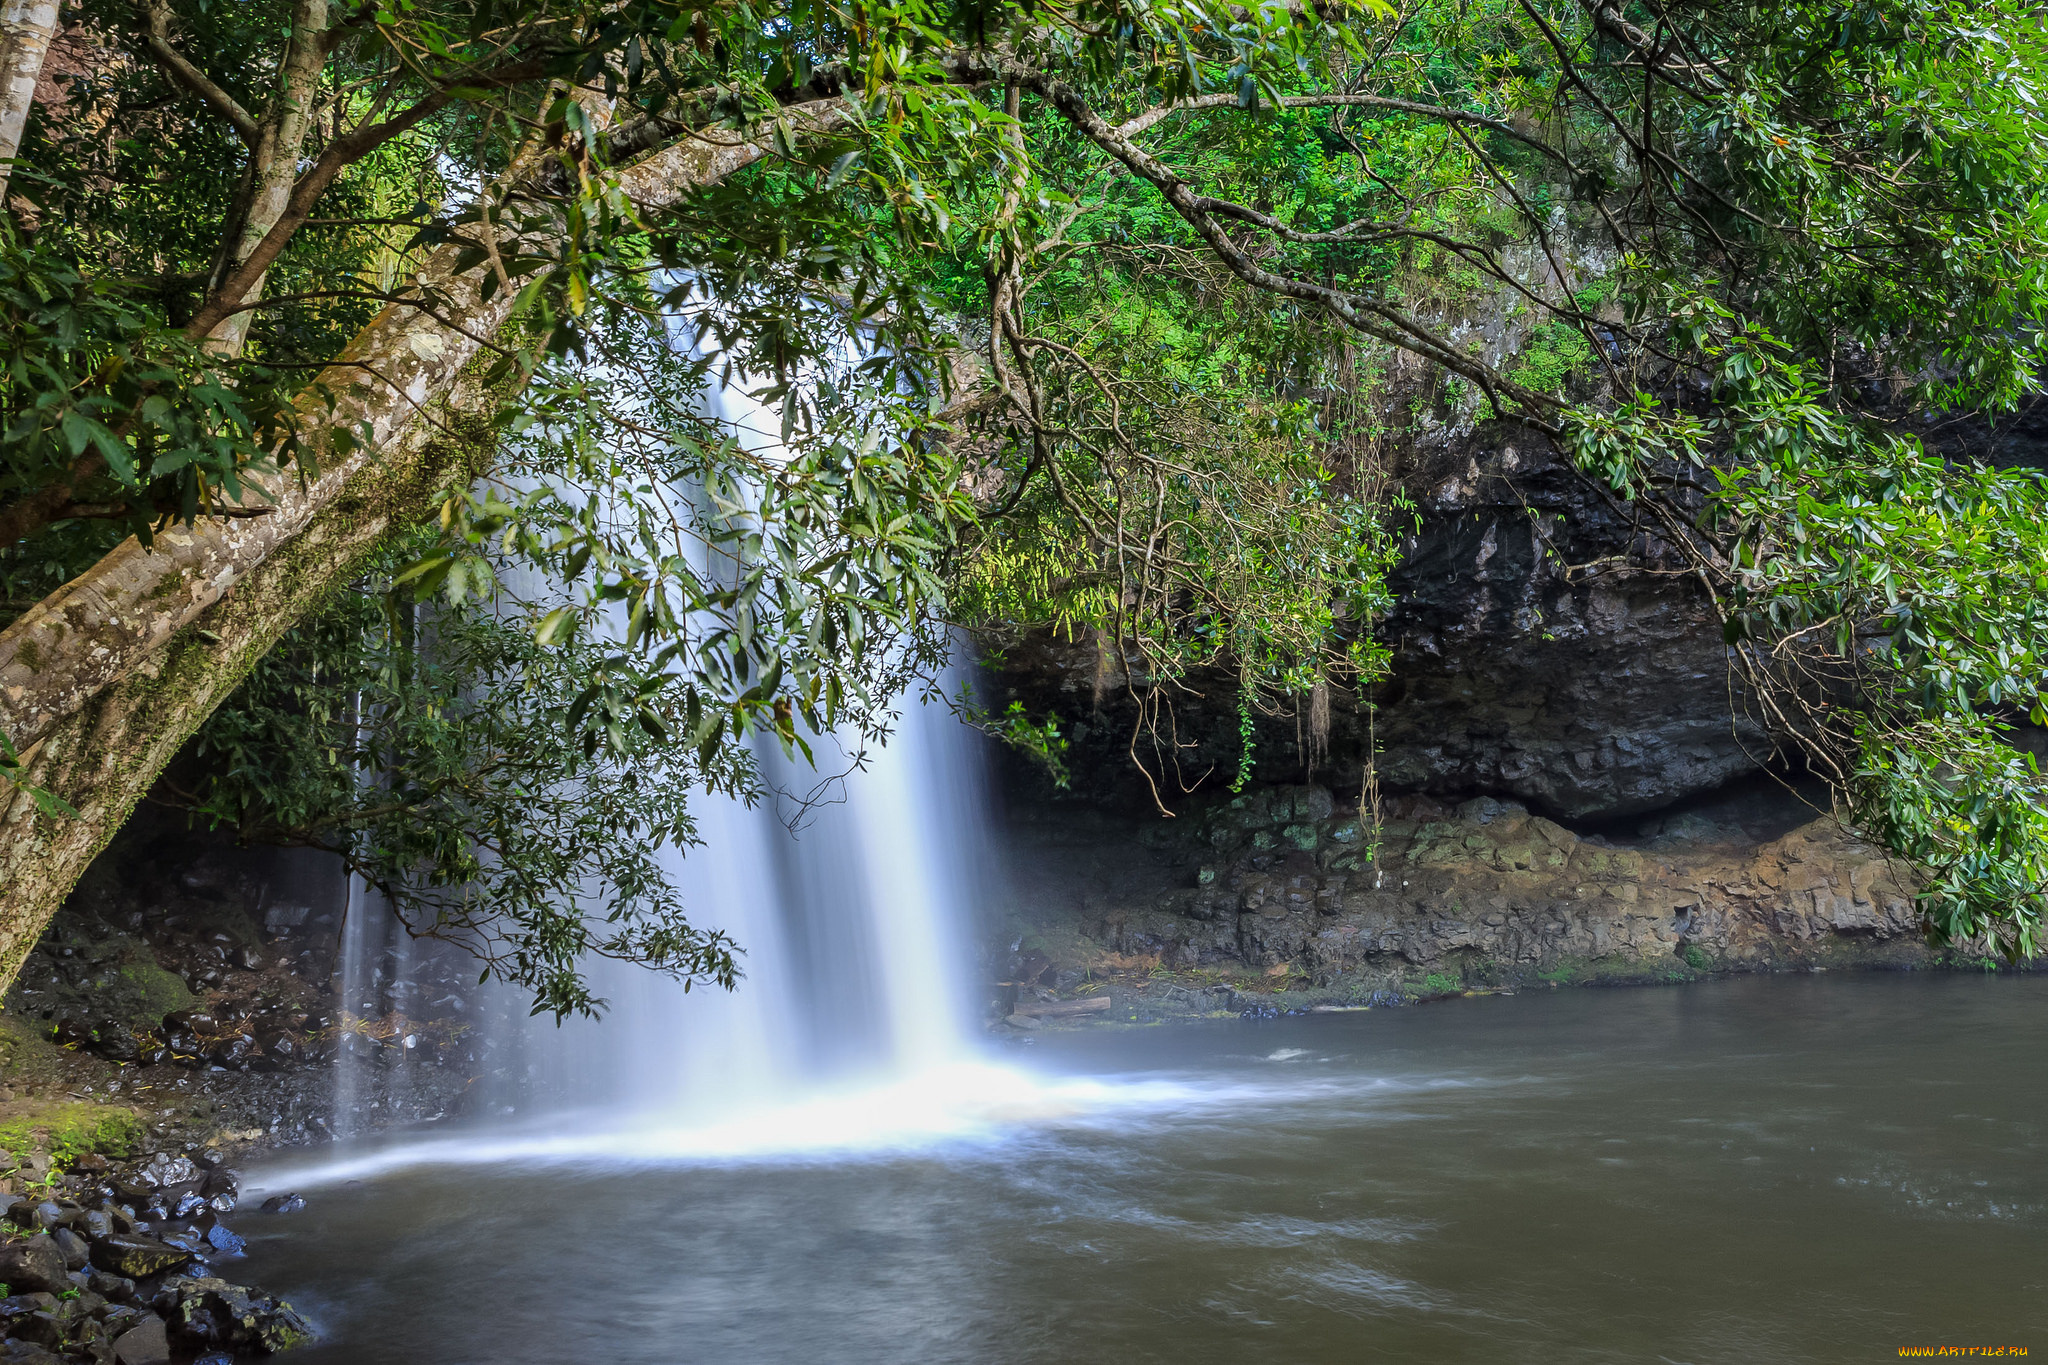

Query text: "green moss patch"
[0, 1102, 147, 1174]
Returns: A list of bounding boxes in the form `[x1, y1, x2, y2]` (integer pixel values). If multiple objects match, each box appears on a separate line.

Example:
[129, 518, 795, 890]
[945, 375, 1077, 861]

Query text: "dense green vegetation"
[2, 0, 2046, 1006]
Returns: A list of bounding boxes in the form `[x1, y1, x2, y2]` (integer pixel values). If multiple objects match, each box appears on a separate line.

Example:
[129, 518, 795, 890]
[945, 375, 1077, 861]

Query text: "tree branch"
[183, 83, 472, 341]
[139, 0, 259, 147]
[1, 97, 854, 753]
[1007, 60, 1564, 430]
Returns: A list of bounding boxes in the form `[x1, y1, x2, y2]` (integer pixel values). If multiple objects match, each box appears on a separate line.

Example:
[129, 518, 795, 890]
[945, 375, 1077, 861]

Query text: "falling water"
[315, 326, 1013, 1164]
[331, 872, 426, 1137]
[496, 675, 995, 1129]
[484, 309, 1003, 1133]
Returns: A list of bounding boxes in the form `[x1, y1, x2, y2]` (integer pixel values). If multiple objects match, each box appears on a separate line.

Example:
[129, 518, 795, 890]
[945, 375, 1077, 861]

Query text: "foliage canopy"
[4, 0, 2048, 1005]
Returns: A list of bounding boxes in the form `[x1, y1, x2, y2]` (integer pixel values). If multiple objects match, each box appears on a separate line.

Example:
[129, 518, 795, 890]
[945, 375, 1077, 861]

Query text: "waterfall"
[486, 314, 999, 1128]
[493, 677, 994, 1127]
[283, 318, 1047, 1174]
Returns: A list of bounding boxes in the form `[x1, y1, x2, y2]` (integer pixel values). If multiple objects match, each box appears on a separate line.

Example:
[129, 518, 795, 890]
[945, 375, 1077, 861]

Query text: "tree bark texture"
[0, 386, 495, 988]
[0, 98, 850, 754]
[0, 0, 57, 197]
[204, 0, 328, 355]
[0, 100, 851, 989]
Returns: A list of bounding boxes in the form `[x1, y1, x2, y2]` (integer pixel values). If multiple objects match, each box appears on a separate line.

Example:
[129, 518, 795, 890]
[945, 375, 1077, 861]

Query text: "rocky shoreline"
[0, 1147, 307, 1365]
[986, 778, 2029, 1032]
[0, 829, 482, 1364]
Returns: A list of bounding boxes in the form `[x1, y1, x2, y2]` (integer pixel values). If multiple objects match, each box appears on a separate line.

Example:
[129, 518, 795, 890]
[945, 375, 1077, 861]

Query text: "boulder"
[111, 1315, 171, 1365]
[87, 1271, 137, 1303]
[49, 1228, 88, 1272]
[88, 1234, 193, 1279]
[156, 1276, 312, 1353]
[0, 1238, 72, 1293]
[135, 1154, 198, 1189]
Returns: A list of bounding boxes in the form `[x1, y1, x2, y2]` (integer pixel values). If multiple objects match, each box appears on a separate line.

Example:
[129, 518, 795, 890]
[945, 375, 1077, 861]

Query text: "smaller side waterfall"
[330, 875, 429, 1137]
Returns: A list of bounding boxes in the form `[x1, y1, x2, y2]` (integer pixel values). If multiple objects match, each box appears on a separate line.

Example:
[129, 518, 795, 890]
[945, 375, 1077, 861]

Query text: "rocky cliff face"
[990, 420, 1764, 823]
[986, 779, 1975, 1027]
[1364, 427, 1764, 819]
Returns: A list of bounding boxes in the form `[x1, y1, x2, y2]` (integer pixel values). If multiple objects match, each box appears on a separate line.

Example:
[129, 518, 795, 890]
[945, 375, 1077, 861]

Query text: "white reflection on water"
[252, 1058, 1474, 1189]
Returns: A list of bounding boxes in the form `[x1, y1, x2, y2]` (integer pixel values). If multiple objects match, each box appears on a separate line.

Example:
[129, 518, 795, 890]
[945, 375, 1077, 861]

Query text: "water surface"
[240, 974, 2047, 1363]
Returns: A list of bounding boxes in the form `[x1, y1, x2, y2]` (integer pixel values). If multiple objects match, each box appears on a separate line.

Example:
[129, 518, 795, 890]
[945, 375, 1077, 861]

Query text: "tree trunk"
[0, 0, 57, 198]
[204, 0, 327, 356]
[0, 378, 498, 987]
[0, 98, 849, 753]
[0, 99, 851, 989]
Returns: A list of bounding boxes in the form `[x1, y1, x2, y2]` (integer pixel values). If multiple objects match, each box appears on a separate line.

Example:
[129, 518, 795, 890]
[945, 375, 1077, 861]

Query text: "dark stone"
[0, 1293, 53, 1322]
[156, 1277, 312, 1353]
[160, 1013, 216, 1039]
[258, 1193, 304, 1215]
[86, 1272, 136, 1304]
[0, 1338, 65, 1364]
[0, 1237, 72, 1293]
[995, 426, 1769, 820]
[9, 1310, 64, 1347]
[157, 1229, 206, 1256]
[261, 904, 310, 935]
[52, 1018, 92, 1047]
[77, 1211, 111, 1241]
[30, 1203, 62, 1232]
[202, 1225, 243, 1256]
[110, 1315, 170, 1365]
[197, 1171, 237, 1201]
[49, 1228, 88, 1271]
[87, 1235, 192, 1279]
[207, 1035, 253, 1068]
[134, 1155, 197, 1190]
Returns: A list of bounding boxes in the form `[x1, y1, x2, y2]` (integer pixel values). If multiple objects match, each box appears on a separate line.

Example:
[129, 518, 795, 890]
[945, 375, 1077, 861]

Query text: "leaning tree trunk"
[0, 99, 848, 755]
[0, 380, 498, 985]
[0, 100, 852, 988]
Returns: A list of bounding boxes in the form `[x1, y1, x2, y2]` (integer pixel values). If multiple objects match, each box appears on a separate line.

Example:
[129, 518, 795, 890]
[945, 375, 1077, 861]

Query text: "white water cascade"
[491, 678, 1000, 1144]
[482, 333, 997, 1138]
[290, 334, 1098, 1177]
